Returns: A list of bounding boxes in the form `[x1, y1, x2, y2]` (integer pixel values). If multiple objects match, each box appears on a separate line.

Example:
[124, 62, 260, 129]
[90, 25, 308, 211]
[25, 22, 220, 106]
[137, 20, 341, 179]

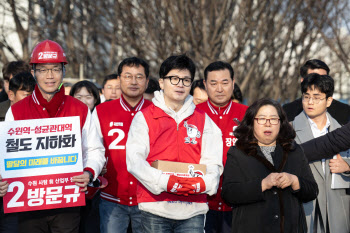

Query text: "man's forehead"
[207, 69, 231, 81]
[105, 79, 120, 86]
[166, 68, 191, 77]
[305, 86, 324, 95]
[36, 63, 61, 68]
[121, 65, 145, 74]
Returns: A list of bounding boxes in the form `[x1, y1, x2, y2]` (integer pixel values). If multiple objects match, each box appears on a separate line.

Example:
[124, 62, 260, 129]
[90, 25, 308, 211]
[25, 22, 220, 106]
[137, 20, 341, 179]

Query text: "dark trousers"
[0, 198, 18, 233]
[80, 192, 101, 233]
[204, 209, 232, 233]
[18, 207, 80, 233]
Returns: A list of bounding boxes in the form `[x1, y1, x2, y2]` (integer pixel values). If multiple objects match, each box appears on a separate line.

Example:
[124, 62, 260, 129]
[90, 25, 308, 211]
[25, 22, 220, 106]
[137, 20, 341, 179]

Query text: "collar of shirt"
[32, 85, 65, 117]
[207, 100, 232, 115]
[306, 112, 330, 138]
[120, 94, 145, 112]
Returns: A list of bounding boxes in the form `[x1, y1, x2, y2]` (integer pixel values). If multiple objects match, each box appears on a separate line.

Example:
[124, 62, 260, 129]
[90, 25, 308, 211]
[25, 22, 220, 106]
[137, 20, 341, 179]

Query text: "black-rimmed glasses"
[162, 76, 192, 87]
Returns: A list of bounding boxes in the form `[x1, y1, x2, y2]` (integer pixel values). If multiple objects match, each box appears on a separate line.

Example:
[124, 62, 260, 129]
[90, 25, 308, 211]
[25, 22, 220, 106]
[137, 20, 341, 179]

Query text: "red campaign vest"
[137, 104, 207, 204]
[96, 95, 152, 206]
[11, 89, 87, 131]
[197, 100, 248, 211]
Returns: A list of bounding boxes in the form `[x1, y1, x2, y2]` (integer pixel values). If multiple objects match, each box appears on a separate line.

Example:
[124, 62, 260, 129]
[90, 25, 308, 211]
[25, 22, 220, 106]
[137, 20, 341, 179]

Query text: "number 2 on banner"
[108, 129, 125, 150]
[7, 181, 24, 208]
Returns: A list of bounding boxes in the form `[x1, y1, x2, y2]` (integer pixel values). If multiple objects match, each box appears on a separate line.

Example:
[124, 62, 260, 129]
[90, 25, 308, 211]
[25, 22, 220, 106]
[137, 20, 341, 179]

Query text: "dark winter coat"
[222, 143, 318, 233]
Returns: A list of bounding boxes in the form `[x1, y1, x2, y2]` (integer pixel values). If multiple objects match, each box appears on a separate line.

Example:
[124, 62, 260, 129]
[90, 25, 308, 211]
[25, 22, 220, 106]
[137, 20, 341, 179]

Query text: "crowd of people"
[0, 39, 350, 233]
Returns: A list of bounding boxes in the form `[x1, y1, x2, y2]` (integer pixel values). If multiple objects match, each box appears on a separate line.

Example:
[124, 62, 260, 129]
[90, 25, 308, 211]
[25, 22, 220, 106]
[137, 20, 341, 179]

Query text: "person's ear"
[159, 78, 164, 90]
[326, 96, 333, 108]
[203, 79, 208, 91]
[8, 90, 15, 103]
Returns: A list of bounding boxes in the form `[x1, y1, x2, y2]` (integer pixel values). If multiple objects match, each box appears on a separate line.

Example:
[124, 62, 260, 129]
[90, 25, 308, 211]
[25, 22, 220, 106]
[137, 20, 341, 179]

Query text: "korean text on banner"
[0, 116, 85, 213]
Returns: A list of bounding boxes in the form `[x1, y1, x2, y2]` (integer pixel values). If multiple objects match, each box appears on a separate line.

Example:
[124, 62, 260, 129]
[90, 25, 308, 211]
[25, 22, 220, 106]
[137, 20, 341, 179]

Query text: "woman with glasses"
[70, 80, 101, 112]
[222, 98, 318, 233]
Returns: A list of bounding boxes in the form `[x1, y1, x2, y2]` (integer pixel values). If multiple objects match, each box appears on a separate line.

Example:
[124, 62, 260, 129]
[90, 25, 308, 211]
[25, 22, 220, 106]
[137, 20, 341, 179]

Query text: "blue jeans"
[141, 210, 205, 233]
[204, 209, 232, 233]
[99, 199, 142, 233]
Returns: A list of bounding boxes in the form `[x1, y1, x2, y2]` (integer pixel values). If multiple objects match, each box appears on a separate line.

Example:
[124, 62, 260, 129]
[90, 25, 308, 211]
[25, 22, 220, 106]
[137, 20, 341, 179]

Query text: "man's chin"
[41, 86, 60, 93]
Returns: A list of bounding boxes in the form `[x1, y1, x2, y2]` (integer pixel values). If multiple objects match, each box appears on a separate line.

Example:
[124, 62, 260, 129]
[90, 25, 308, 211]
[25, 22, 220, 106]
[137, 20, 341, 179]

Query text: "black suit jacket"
[283, 98, 350, 126]
[301, 121, 350, 161]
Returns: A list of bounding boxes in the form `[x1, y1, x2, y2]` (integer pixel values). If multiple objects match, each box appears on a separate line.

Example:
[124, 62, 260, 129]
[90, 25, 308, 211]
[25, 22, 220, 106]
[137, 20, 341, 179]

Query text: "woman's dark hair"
[234, 98, 296, 156]
[69, 80, 101, 111]
[190, 79, 206, 95]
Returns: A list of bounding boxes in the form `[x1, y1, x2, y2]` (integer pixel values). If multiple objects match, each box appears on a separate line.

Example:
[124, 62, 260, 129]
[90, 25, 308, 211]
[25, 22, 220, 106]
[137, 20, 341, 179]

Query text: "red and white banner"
[3, 172, 85, 213]
[0, 117, 85, 213]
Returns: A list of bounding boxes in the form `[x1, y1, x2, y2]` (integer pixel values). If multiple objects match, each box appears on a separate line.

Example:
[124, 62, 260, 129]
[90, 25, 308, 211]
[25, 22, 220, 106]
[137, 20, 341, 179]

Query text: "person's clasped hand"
[262, 173, 281, 191]
[276, 172, 298, 190]
[262, 172, 299, 191]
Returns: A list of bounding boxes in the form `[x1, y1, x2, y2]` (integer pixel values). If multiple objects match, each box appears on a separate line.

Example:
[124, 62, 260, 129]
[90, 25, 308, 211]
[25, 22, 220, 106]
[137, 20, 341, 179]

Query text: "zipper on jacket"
[176, 114, 179, 131]
[177, 121, 180, 161]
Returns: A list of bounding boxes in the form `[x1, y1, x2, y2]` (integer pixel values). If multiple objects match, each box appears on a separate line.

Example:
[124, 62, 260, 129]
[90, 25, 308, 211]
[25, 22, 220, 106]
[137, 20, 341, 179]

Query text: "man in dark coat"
[283, 59, 350, 125]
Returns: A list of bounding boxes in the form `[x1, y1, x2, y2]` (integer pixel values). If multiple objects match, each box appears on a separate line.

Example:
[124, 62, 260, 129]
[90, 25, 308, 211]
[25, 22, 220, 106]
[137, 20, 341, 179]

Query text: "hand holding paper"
[0, 175, 8, 197]
[72, 171, 90, 192]
[329, 154, 350, 174]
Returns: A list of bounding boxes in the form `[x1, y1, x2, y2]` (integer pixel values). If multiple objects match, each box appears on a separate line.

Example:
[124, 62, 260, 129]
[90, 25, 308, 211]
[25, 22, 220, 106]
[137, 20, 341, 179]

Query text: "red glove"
[167, 175, 193, 196]
[185, 177, 206, 194]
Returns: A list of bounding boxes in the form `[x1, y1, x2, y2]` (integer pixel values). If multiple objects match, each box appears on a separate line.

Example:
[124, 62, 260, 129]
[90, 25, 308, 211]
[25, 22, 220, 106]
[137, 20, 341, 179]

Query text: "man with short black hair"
[101, 74, 121, 102]
[0, 60, 31, 103]
[93, 57, 151, 233]
[126, 54, 223, 233]
[283, 59, 350, 125]
[292, 73, 350, 233]
[0, 72, 35, 121]
[197, 61, 248, 233]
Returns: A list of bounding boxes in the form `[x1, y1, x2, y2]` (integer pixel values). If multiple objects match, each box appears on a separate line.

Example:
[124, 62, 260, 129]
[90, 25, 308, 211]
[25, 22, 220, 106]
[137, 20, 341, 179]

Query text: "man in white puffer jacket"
[126, 54, 223, 232]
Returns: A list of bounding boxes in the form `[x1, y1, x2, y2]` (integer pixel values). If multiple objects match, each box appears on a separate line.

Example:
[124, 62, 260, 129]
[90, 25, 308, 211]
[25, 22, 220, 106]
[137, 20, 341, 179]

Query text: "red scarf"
[34, 85, 66, 117]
